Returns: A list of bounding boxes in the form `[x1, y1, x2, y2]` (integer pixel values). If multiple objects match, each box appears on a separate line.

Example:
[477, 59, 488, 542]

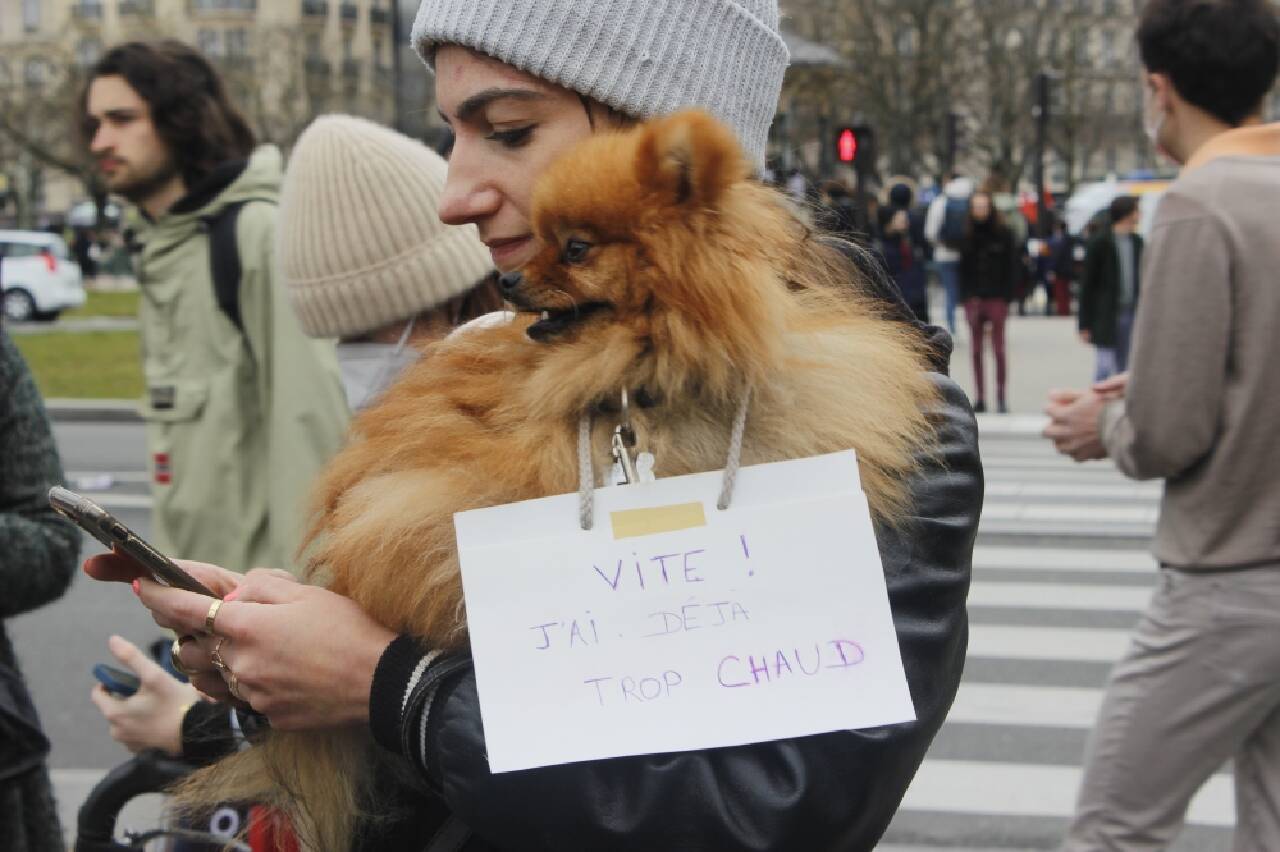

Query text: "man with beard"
[80, 41, 348, 574]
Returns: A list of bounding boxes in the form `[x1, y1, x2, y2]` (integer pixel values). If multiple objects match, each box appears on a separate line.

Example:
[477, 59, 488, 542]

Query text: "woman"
[959, 190, 1018, 413]
[279, 114, 501, 410]
[1, 331, 81, 852]
[88, 3, 982, 849]
[876, 207, 930, 324]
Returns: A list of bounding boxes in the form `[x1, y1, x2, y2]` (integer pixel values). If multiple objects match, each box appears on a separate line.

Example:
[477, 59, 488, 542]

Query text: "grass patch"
[13, 331, 142, 399]
[64, 290, 140, 319]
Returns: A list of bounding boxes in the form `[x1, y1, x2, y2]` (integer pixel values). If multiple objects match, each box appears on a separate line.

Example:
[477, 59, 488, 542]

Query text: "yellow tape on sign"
[610, 502, 707, 540]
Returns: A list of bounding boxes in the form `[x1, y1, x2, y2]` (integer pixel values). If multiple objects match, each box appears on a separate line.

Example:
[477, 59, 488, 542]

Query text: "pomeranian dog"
[176, 109, 940, 849]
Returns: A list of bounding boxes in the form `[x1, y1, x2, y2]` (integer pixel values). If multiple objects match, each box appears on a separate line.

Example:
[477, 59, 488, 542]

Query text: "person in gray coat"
[0, 330, 81, 851]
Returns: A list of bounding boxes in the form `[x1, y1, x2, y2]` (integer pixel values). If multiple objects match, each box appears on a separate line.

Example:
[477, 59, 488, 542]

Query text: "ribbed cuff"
[416, 663, 471, 789]
[1098, 398, 1124, 454]
[401, 653, 473, 782]
[369, 634, 432, 755]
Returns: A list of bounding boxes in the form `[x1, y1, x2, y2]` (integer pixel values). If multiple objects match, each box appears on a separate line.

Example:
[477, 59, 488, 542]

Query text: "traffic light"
[835, 125, 875, 171]
[837, 127, 858, 163]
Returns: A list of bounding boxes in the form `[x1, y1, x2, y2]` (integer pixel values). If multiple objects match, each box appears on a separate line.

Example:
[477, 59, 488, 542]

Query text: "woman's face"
[970, 193, 992, 222]
[435, 46, 596, 273]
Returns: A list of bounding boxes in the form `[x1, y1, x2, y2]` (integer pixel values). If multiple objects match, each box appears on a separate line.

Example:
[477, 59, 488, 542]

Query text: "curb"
[7, 318, 139, 335]
[46, 398, 141, 424]
[976, 413, 1050, 437]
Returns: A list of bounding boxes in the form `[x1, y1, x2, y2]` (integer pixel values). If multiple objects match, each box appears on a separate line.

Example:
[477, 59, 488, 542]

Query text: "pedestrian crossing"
[54, 420, 1236, 850]
[880, 417, 1235, 851]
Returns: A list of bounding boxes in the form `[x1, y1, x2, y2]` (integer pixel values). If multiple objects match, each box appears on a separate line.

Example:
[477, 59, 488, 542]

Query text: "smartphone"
[49, 486, 215, 597]
[93, 663, 141, 698]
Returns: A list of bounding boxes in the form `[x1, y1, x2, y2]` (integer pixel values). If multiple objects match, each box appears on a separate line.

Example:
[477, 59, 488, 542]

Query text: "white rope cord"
[717, 385, 753, 511]
[577, 386, 753, 529]
[578, 412, 595, 530]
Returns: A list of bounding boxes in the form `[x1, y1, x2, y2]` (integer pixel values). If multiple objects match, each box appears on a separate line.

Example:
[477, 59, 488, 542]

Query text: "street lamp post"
[945, 111, 960, 179]
[1033, 71, 1054, 237]
[390, 0, 405, 134]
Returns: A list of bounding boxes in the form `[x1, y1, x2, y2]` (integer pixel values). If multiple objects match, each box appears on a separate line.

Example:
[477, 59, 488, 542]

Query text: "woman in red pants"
[959, 191, 1019, 413]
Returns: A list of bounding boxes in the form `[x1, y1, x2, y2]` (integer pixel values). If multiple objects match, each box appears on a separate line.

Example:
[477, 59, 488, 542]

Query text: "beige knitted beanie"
[280, 114, 492, 339]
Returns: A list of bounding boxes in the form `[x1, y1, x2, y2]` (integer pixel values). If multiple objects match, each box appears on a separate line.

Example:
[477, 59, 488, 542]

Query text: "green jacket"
[135, 146, 349, 574]
[1079, 228, 1144, 348]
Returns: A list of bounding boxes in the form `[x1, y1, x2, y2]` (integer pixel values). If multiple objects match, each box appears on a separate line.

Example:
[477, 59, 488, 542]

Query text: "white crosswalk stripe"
[985, 481, 1162, 500]
[900, 761, 1234, 827]
[882, 421, 1234, 850]
[969, 623, 1133, 663]
[973, 545, 1156, 574]
[967, 582, 1152, 611]
[947, 683, 1102, 729]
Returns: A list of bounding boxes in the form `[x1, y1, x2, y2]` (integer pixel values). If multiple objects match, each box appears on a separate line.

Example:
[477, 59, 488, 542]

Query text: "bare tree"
[1050, 17, 1149, 194]
[952, 0, 1049, 188]
[778, 0, 1143, 188]
[218, 26, 318, 150]
[781, 0, 964, 177]
[0, 47, 97, 228]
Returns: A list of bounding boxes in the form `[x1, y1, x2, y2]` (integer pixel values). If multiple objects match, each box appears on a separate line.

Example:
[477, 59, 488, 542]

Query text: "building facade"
[0, 0, 410, 225]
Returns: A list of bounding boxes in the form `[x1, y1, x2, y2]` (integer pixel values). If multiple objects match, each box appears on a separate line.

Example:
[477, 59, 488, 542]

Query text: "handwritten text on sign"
[454, 451, 914, 773]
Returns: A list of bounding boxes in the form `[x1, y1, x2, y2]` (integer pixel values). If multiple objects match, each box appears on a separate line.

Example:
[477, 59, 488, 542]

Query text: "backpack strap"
[202, 198, 275, 335]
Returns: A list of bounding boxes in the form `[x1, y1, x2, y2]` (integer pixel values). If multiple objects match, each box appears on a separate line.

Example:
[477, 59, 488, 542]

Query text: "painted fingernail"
[131, 579, 140, 596]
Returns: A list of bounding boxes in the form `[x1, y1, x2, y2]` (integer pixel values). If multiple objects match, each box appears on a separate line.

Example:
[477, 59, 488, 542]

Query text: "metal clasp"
[611, 387, 639, 484]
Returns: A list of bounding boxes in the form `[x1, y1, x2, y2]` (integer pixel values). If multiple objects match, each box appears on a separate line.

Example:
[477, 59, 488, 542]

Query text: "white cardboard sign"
[454, 451, 914, 773]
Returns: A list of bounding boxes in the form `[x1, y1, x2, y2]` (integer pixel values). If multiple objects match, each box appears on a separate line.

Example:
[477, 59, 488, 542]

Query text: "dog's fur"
[175, 110, 940, 850]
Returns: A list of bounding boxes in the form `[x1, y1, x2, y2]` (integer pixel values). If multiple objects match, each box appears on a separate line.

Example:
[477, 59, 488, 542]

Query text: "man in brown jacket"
[1044, 0, 1280, 848]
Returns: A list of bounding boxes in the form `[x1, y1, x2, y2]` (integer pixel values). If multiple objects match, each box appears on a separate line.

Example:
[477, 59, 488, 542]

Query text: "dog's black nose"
[498, 272, 524, 295]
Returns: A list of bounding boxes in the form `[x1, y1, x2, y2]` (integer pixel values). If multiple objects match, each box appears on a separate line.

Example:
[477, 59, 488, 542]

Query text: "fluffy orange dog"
[178, 110, 940, 849]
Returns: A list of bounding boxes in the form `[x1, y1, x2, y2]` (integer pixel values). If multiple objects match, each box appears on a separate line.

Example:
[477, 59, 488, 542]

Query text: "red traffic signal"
[837, 128, 858, 163]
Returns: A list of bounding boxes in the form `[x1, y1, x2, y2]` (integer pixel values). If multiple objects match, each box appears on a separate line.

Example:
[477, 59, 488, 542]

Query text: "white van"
[0, 230, 87, 322]
[1064, 179, 1170, 237]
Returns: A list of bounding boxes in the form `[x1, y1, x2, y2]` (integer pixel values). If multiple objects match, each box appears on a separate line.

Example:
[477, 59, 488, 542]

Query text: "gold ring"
[210, 636, 229, 676]
[210, 637, 244, 701]
[226, 670, 245, 702]
[170, 637, 193, 677]
[204, 599, 224, 635]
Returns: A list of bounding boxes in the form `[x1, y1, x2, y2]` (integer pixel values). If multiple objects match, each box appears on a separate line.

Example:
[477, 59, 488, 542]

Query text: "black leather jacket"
[365, 253, 982, 851]
[411, 367, 981, 852]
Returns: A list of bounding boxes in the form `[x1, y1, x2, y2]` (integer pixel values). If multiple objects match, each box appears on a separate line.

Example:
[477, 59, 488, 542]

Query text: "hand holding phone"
[49, 486, 215, 597]
[89, 636, 200, 758]
[93, 663, 141, 698]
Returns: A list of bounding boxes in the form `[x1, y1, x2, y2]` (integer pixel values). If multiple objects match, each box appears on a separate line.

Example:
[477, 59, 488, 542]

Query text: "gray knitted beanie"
[411, 0, 790, 167]
[279, 115, 492, 340]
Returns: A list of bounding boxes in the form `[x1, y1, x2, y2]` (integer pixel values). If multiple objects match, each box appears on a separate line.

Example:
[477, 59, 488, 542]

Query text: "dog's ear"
[634, 110, 749, 207]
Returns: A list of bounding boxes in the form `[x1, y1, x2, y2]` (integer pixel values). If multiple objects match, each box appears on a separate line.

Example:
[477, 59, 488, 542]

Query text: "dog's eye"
[562, 238, 593, 265]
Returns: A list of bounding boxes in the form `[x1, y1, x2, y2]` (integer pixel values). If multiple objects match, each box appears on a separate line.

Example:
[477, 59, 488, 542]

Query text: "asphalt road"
[11, 421, 157, 772]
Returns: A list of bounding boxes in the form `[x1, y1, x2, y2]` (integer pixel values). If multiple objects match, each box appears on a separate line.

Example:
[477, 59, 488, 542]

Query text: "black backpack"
[939, 196, 969, 250]
[202, 198, 274, 334]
